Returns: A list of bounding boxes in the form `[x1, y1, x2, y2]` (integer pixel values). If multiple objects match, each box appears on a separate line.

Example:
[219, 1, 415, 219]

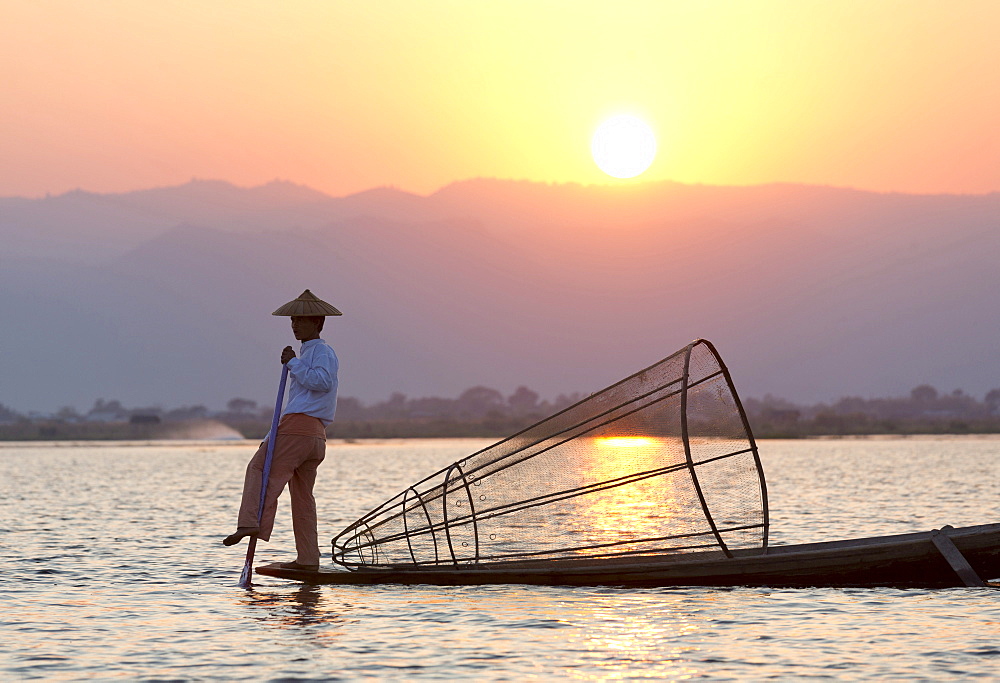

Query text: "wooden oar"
[239, 363, 290, 588]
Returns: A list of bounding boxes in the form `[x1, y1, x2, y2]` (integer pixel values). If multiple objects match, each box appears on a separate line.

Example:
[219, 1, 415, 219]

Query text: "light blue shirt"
[283, 338, 339, 425]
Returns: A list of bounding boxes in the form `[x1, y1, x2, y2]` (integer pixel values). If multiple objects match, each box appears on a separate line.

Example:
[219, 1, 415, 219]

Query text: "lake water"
[2, 436, 998, 680]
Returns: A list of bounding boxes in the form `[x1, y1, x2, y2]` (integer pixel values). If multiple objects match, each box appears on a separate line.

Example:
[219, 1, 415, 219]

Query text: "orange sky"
[2, 1, 998, 197]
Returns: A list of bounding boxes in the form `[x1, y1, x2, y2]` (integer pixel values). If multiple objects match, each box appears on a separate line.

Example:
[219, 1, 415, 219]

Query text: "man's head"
[291, 315, 324, 342]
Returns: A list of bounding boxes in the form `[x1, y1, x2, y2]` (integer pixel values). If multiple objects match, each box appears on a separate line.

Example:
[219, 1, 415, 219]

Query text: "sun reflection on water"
[592, 437, 658, 449]
[561, 591, 705, 681]
[567, 436, 694, 556]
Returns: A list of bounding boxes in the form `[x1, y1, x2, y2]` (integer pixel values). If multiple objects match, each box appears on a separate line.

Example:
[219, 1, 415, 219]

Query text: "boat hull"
[256, 523, 1000, 588]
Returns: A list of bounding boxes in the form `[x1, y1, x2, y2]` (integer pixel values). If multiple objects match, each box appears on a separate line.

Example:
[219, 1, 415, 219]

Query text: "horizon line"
[4, 176, 999, 203]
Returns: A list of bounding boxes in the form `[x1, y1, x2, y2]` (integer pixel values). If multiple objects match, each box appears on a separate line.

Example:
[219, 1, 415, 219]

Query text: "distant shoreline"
[4, 417, 1000, 442]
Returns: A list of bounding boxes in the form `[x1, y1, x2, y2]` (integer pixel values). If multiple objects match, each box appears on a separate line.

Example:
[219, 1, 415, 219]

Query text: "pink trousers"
[237, 418, 326, 565]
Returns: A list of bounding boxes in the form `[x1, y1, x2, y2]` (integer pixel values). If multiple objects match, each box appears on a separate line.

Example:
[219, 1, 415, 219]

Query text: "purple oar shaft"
[239, 363, 290, 588]
[257, 364, 290, 519]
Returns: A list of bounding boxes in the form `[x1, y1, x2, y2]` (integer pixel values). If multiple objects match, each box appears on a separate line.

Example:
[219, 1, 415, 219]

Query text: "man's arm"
[283, 346, 335, 392]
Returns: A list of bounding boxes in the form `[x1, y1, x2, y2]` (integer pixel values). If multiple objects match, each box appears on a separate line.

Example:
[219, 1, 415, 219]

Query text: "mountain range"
[2, 178, 997, 413]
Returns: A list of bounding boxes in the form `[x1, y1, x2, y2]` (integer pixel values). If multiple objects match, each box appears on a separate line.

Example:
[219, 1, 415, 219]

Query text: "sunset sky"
[2, 1, 998, 198]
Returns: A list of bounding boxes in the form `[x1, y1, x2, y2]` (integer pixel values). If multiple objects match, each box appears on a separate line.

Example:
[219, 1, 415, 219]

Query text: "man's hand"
[281, 346, 296, 364]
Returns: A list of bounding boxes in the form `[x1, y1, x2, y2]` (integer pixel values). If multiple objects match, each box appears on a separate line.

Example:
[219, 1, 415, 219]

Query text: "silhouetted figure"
[224, 290, 342, 571]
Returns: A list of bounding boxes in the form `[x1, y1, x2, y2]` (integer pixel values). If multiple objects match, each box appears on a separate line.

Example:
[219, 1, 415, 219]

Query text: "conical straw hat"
[272, 289, 343, 316]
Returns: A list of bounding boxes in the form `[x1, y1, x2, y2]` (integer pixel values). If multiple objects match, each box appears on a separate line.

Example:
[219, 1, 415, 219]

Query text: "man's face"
[291, 316, 323, 342]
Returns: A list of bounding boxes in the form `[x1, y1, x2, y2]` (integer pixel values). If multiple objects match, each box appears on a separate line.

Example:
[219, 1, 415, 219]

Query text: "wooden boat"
[255, 341, 999, 589]
[257, 522, 1000, 588]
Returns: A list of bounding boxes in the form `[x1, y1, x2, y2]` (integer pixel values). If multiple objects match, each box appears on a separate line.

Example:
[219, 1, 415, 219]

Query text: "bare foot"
[222, 527, 259, 546]
[276, 561, 319, 571]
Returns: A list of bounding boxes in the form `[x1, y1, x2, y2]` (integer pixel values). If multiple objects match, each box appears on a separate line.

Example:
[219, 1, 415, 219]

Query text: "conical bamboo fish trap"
[331, 339, 768, 569]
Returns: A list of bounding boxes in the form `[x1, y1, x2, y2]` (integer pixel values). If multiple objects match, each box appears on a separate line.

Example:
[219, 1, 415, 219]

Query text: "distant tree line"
[744, 384, 1000, 437]
[2, 383, 999, 440]
[0, 386, 585, 440]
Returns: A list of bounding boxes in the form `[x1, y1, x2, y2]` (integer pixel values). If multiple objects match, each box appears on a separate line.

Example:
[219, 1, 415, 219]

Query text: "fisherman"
[223, 289, 341, 571]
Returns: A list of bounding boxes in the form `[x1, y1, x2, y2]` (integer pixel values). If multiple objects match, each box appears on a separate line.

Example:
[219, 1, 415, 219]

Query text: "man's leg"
[252, 434, 319, 542]
[227, 441, 269, 544]
[231, 434, 313, 543]
[288, 437, 326, 565]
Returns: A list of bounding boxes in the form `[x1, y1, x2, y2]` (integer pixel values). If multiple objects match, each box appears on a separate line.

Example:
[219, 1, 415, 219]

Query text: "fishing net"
[331, 339, 768, 569]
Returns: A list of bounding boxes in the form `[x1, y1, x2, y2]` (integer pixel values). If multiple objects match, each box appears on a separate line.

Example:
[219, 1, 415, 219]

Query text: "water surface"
[2, 437, 998, 679]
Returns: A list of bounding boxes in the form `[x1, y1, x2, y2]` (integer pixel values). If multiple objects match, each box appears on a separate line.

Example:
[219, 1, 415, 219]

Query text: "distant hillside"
[2, 178, 998, 413]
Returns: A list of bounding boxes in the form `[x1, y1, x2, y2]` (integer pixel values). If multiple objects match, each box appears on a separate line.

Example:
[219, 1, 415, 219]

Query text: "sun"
[591, 115, 657, 179]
